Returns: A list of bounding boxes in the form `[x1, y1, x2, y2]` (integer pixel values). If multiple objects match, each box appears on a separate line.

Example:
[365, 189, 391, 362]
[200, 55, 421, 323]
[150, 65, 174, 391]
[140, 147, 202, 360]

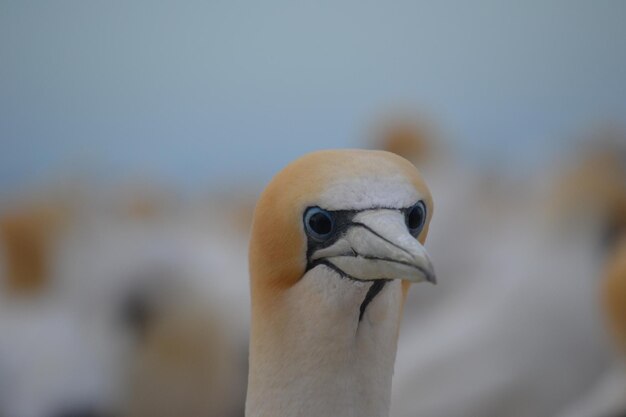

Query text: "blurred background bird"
[1, 2, 626, 417]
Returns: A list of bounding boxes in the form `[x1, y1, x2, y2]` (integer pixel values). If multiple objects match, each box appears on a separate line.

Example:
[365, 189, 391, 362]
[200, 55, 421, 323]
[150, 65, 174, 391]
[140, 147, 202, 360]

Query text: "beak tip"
[421, 266, 437, 284]
[425, 259, 436, 285]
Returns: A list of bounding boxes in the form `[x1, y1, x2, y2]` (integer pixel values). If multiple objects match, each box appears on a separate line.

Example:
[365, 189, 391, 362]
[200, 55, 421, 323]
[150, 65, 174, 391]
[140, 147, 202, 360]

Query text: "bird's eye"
[304, 207, 335, 241]
[405, 201, 426, 237]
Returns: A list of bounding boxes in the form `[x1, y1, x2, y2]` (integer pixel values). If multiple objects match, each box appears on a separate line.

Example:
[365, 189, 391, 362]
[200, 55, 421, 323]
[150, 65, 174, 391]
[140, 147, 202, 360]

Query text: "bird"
[390, 129, 620, 417]
[245, 149, 436, 417]
[551, 237, 626, 417]
[598, 236, 626, 417]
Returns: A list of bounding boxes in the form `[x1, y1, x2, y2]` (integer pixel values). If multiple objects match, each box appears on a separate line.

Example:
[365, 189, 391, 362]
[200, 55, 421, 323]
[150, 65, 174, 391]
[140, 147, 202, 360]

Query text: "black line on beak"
[309, 259, 392, 282]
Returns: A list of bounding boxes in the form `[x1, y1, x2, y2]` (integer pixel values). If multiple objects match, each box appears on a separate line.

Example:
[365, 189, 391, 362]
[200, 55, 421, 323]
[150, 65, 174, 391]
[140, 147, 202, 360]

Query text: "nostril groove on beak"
[347, 222, 413, 257]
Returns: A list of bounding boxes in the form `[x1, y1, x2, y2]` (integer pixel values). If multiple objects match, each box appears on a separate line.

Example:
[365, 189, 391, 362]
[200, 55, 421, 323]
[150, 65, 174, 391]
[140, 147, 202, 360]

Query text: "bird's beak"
[311, 209, 436, 284]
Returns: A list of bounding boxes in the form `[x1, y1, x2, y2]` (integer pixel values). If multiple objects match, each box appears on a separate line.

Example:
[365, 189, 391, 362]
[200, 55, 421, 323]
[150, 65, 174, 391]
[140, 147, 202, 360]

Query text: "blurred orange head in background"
[0, 200, 71, 295]
[370, 115, 439, 164]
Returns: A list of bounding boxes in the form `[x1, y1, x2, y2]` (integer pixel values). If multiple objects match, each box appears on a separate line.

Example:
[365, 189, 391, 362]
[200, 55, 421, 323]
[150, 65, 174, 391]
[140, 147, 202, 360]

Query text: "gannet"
[246, 149, 435, 417]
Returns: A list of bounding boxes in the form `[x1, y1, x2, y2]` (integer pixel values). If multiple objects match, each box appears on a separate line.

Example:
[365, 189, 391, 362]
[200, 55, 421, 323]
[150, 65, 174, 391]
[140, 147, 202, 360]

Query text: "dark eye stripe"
[304, 209, 355, 265]
[303, 202, 426, 272]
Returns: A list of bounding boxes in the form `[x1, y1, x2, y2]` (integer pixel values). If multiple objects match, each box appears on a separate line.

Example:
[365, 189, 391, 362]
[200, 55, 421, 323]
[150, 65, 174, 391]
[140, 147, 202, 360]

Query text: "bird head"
[249, 149, 434, 311]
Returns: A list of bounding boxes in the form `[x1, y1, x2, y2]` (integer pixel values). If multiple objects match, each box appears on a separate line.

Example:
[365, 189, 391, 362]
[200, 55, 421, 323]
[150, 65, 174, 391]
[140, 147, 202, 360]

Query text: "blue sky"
[1, 1, 625, 192]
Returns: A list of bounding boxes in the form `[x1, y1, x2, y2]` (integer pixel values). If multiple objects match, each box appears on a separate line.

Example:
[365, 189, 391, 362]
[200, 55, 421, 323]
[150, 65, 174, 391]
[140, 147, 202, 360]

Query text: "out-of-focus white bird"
[0, 189, 251, 417]
[554, 236, 626, 417]
[245, 150, 436, 417]
[56, 199, 251, 417]
[389, 144, 617, 417]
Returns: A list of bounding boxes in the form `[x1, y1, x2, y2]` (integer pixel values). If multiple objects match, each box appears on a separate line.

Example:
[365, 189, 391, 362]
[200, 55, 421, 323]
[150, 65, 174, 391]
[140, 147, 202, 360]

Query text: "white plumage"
[246, 150, 435, 417]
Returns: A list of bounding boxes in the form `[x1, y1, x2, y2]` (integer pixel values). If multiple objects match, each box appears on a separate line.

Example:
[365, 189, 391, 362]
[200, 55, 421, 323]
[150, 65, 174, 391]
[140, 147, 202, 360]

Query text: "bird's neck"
[246, 268, 404, 417]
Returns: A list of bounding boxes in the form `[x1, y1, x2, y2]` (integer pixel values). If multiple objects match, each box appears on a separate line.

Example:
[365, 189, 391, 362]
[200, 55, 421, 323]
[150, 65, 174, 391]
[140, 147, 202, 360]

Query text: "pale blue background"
[2, 1, 625, 192]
